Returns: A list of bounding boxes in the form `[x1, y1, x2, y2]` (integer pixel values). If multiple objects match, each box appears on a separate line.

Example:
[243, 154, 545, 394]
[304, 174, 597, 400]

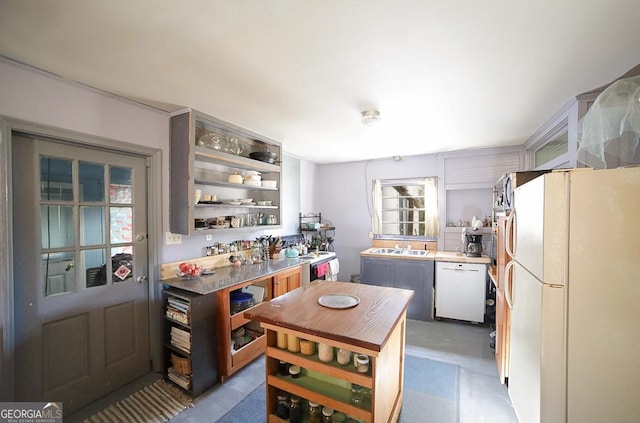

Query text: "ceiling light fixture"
[361, 109, 381, 127]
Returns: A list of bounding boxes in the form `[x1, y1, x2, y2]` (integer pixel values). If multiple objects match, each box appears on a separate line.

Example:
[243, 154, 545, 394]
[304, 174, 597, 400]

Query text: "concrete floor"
[69, 319, 518, 422]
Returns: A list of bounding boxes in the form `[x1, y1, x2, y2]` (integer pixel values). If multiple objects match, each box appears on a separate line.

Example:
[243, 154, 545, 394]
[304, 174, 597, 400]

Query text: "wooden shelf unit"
[215, 266, 302, 382]
[162, 288, 217, 396]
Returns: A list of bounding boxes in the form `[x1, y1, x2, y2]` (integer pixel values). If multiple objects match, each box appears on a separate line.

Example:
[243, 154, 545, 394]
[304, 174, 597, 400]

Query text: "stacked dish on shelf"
[244, 171, 262, 187]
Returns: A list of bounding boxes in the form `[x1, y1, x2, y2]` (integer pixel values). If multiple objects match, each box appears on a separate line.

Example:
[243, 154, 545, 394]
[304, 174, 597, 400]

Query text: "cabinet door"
[495, 287, 507, 383]
[273, 267, 301, 297]
[395, 260, 433, 321]
[361, 258, 394, 287]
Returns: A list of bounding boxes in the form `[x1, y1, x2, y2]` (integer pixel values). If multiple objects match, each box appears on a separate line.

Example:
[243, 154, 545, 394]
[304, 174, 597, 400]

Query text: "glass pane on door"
[41, 205, 74, 249]
[110, 247, 133, 283]
[110, 166, 132, 204]
[42, 251, 76, 296]
[80, 206, 105, 246]
[79, 162, 105, 202]
[110, 207, 132, 244]
[82, 248, 106, 288]
[40, 157, 73, 201]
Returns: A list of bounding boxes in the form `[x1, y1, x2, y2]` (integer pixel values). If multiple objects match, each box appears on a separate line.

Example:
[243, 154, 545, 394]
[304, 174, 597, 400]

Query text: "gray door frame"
[0, 116, 164, 401]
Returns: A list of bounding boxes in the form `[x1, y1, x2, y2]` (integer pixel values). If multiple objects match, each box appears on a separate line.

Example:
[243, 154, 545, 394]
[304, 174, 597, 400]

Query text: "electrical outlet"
[165, 232, 182, 245]
[205, 234, 213, 241]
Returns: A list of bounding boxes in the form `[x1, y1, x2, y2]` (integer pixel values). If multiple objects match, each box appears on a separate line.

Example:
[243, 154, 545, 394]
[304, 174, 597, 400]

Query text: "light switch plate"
[165, 232, 182, 245]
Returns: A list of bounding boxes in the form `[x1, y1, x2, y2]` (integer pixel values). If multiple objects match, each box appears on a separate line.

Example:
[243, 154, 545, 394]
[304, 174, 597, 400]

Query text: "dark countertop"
[161, 258, 304, 295]
[245, 281, 414, 352]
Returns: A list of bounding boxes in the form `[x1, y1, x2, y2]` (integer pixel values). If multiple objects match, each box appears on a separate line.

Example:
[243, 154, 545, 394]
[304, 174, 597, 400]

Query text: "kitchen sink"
[393, 249, 429, 256]
[370, 248, 429, 257]
[370, 248, 398, 254]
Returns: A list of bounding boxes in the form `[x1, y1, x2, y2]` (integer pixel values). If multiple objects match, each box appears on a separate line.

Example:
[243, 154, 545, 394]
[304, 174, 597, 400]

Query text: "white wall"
[0, 57, 170, 251]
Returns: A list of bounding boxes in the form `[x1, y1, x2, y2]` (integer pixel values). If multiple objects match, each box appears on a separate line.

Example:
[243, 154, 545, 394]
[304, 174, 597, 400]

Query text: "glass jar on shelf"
[322, 407, 334, 423]
[309, 401, 322, 423]
[276, 393, 289, 419]
[350, 383, 364, 406]
[289, 396, 303, 423]
[337, 348, 351, 365]
[318, 343, 334, 363]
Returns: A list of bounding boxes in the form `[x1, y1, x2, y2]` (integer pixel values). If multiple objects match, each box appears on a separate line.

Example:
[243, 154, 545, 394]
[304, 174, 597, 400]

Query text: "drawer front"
[232, 335, 265, 369]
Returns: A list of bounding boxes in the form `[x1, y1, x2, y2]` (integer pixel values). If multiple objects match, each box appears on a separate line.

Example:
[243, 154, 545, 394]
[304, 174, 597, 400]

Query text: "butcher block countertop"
[245, 280, 414, 353]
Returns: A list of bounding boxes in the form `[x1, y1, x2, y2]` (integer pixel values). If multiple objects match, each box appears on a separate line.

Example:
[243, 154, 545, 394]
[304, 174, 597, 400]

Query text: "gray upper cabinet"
[360, 257, 434, 320]
[170, 109, 283, 235]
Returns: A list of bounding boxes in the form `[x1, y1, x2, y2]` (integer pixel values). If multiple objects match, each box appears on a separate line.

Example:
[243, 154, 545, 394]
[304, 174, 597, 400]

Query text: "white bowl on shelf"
[261, 180, 277, 189]
[239, 198, 254, 204]
[244, 180, 262, 187]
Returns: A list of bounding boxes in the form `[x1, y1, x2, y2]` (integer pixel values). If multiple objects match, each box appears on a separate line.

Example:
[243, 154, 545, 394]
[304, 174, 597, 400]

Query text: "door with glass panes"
[12, 134, 150, 415]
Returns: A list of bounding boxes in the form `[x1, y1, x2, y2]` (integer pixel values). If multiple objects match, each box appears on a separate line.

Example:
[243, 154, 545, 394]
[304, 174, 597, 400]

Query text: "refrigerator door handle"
[505, 209, 516, 258]
[504, 260, 515, 309]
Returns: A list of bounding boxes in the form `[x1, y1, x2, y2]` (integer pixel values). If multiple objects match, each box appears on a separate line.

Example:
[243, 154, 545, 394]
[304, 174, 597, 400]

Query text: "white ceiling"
[1, 1, 639, 164]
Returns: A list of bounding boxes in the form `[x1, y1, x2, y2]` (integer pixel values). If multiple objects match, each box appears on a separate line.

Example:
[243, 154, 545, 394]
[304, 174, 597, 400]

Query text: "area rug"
[216, 354, 459, 423]
[81, 379, 193, 423]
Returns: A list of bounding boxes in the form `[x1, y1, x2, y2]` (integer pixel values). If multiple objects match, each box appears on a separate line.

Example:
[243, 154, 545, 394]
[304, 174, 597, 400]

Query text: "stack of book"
[170, 326, 191, 354]
[167, 367, 191, 390]
[166, 296, 190, 324]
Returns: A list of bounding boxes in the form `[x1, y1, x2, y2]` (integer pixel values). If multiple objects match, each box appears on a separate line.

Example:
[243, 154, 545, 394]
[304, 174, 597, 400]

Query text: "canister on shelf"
[300, 339, 315, 356]
[276, 331, 287, 349]
[318, 342, 334, 363]
[355, 354, 370, 373]
[331, 412, 346, 422]
[287, 334, 300, 353]
[350, 383, 364, 406]
[289, 397, 303, 423]
[276, 393, 289, 419]
[322, 407, 334, 423]
[288, 365, 301, 378]
[337, 348, 351, 365]
[278, 360, 289, 376]
[309, 401, 322, 423]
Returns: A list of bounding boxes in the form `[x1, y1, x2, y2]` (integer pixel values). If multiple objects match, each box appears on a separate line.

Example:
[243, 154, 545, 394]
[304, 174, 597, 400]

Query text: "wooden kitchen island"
[245, 281, 414, 423]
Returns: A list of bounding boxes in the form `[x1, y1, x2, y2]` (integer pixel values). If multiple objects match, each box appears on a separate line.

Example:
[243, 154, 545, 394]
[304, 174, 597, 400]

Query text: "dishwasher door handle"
[442, 267, 479, 271]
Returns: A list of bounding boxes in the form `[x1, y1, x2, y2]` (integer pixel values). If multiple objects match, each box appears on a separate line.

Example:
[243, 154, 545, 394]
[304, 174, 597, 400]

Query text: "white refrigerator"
[505, 167, 640, 423]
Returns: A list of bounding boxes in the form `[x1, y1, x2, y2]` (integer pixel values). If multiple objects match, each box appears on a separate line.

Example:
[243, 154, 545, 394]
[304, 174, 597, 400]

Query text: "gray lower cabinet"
[360, 257, 394, 288]
[360, 257, 434, 320]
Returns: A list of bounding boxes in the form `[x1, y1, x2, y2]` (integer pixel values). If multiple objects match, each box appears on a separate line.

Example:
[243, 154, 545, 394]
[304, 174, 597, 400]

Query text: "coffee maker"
[465, 233, 483, 257]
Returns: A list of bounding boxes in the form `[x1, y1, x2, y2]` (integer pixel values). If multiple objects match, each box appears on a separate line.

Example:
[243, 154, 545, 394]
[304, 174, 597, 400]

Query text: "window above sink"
[371, 177, 439, 239]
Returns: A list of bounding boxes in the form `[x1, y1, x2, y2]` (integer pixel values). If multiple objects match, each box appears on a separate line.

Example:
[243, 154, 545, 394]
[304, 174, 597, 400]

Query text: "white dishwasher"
[435, 261, 486, 323]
